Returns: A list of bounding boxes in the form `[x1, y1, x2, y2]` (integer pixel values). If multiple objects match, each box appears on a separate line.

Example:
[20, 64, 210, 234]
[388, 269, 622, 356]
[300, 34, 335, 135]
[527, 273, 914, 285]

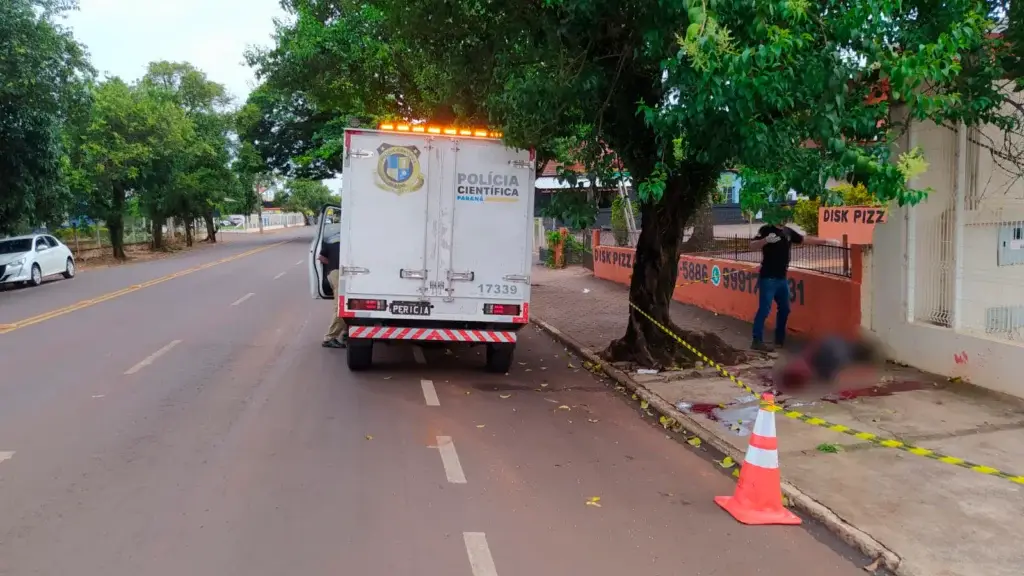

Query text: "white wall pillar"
[952, 120, 967, 330]
[905, 119, 917, 323]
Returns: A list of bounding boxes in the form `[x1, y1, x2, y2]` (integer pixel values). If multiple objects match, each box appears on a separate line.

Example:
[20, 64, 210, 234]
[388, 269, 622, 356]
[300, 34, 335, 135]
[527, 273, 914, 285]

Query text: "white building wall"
[869, 99, 1024, 397]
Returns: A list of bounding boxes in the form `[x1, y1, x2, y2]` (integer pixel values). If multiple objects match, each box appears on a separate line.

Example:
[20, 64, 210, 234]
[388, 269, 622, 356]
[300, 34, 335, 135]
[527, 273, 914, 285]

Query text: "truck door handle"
[400, 269, 427, 279]
[503, 274, 530, 283]
[341, 266, 370, 276]
[447, 270, 475, 282]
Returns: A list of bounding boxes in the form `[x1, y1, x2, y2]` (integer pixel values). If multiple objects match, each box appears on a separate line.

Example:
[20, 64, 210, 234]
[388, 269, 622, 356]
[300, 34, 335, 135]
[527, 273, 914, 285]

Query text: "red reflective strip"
[426, 330, 443, 341]
[445, 329, 458, 341]
[470, 330, 483, 342]
[748, 434, 778, 451]
[393, 328, 409, 339]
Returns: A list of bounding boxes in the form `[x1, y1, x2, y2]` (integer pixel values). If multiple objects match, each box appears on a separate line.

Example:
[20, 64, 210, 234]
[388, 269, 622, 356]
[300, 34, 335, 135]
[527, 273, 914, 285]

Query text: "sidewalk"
[531, 265, 1024, 576]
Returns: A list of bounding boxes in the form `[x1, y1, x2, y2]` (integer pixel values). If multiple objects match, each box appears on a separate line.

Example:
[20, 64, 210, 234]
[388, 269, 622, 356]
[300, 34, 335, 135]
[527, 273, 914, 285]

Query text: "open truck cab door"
[308, 203, 342, 299]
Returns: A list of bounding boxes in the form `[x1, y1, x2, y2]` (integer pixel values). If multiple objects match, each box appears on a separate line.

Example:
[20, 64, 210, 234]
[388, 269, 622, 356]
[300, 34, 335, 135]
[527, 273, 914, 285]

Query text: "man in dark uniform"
[748, 222, 834, 351]
[318, 236, 346, 348]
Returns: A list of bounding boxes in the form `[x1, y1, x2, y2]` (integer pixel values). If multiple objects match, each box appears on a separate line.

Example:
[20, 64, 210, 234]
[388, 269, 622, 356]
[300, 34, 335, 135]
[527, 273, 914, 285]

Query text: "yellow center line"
[0, 242, 286, 335]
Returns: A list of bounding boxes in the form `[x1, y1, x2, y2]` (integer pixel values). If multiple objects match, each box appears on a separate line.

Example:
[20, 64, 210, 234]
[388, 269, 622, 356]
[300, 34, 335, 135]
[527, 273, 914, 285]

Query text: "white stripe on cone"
[743, 445, 780, 469]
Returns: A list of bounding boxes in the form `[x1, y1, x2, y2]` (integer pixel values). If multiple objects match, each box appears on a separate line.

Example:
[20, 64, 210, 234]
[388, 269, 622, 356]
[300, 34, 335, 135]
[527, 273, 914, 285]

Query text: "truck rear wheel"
[485, 343, 515, 373]
[347, 340, 373, 371]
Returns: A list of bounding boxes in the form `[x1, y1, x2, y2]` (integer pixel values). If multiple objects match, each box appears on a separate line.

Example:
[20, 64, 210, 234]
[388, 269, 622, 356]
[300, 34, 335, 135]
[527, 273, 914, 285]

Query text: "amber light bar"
[377, 123, 503, 139]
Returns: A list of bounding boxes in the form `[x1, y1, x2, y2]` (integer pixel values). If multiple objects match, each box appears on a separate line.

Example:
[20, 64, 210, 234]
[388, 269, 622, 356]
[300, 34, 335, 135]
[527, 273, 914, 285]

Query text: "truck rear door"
[341, 130, 432, 300]
[438, 138, 533, 307]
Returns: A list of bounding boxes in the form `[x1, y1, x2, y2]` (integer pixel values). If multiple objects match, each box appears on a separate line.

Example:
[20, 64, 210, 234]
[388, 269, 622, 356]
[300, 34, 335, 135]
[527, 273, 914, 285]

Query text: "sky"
[62, 0, 343, 194]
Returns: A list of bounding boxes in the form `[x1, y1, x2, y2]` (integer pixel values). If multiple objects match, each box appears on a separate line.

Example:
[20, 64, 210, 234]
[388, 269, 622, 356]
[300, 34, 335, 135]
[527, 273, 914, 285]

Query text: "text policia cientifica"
[456, 172, 522, 198]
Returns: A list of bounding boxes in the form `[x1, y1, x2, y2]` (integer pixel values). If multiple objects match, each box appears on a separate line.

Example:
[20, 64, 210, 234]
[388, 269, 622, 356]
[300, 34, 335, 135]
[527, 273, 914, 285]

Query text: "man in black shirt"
[318, 237, 346, 348]
[749, 223, 833, 351]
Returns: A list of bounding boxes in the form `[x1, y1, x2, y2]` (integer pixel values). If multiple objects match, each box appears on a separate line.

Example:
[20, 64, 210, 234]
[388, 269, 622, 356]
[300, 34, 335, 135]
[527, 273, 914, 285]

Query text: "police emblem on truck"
[375, 143, 425, 194]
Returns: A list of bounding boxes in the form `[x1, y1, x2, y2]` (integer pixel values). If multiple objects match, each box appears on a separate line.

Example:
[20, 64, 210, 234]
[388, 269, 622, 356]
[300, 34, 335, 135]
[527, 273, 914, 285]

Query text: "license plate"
[389, 301, 431, 316]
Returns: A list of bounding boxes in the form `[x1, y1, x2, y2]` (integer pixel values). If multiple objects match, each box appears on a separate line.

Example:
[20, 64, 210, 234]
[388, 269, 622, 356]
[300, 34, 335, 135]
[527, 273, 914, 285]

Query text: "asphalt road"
[0, 228, 871, 576]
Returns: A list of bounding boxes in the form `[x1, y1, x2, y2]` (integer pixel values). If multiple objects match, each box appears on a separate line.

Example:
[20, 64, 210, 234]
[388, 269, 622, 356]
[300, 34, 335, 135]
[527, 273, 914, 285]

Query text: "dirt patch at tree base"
[602, 323, 747, 370]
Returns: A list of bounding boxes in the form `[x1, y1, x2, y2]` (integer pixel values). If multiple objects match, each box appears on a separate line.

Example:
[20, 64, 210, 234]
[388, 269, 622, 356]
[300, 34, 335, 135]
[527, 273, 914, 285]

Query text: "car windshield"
[0, 239, 33, 254]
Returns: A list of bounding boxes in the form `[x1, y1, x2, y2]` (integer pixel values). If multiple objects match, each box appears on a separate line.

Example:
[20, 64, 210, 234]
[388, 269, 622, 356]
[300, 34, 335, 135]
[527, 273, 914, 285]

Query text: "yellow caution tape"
[627, 301, 1024, 485]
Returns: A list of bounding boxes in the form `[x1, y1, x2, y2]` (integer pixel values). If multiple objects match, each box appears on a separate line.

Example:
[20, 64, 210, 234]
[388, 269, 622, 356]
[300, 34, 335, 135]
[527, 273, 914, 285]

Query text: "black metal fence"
[564, 229, 594, 270]
[690, 236, 853, 278]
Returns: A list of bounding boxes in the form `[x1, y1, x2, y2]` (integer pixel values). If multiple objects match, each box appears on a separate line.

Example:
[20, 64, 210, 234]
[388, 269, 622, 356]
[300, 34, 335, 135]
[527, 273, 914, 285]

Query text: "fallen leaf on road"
[568, 363, 577, 369]
[640, 399, 649, 410]
[525, 368, 533, 372]
[500, 394, 512, 399]
[365, 435, 374, 440]
[732, 468, 741, 478]
[477, 424, 486, 428]
[585, 496, 602, 507]
[582, 288, 590, 294]
[541, 383, 549, 388]
[718, 456, 736, 469]
[659, 415, 676, 429]
[631, 393, 638, 400]
[540, 367, 547, 371]
[465, 391, 472, 395]
[557, 405, 571, 411]
[686, 437, 702, 448]
[588, 418, 599, 423]
[518, 362, 527, 365]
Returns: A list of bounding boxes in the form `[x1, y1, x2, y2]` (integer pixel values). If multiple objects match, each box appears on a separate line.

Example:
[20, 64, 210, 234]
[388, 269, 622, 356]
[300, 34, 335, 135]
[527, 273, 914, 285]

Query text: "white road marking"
[273, 271, 286, 280]
[463, 532, 499, 576]
[92, 395, 105, 399]
[421, 379, 440, 406]
[412, 346, 427, 365]
[0, 451, 15, 464]
[436, 436, 467, 483]
[125, 340, 182, 375]
[231, 292, 255, 306]
[294, 260, 302, 266]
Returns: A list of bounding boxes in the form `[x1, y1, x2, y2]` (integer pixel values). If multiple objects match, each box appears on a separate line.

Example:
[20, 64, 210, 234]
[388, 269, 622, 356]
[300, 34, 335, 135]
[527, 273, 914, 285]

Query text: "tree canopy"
[0, 2, 268, 258]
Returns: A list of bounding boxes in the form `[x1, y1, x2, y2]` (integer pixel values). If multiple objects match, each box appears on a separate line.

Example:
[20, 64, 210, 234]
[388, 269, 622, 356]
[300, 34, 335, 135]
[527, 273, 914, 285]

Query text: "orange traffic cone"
[714, 393, 801, 526]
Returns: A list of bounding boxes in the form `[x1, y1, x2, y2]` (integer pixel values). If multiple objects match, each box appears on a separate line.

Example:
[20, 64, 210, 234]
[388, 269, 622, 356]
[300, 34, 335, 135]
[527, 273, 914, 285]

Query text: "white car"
[0, 234, 76, 288]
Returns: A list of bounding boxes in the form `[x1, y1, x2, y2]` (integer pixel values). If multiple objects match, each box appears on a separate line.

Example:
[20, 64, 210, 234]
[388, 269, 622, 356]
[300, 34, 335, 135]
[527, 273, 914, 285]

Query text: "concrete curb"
[531, 315, 902, 575]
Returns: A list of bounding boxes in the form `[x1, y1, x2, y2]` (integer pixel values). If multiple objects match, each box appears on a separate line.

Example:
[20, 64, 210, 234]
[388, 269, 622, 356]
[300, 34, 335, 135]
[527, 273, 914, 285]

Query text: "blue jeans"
[752, 277, 791, 345]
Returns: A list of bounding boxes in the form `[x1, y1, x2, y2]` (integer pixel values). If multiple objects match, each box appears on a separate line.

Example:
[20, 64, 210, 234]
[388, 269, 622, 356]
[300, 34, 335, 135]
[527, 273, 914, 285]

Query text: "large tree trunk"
[185, 219, 194, 247]
[203, 212, 217, 243]
[108, 186, 127, 260]
[679, 198, 714, 253]
[151, 215, 164, 250]
[603, 162, 745, 368]
[257, 205, 264, 233]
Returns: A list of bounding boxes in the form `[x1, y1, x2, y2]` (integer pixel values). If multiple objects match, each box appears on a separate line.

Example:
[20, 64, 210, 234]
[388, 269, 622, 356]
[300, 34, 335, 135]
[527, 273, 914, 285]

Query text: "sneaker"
[751, 341, 775, 352]
[322, 338, 344, 348]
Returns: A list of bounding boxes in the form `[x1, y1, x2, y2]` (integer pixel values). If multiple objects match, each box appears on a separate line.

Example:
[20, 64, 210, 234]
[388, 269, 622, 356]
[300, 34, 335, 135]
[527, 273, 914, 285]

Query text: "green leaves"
[0, 0, 92, 234]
